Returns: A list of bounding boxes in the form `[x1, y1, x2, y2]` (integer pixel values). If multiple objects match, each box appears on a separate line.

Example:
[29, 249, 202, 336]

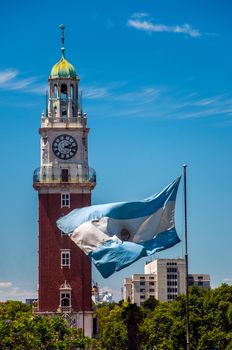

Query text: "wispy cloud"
[0, 281, 37, 301]
[106, 18, 116, 28]
[0, 69, 18, 84]
[131, 12, 150, 19]
[83, 81, 232, 123]
[223, 278, 232, 284]
[0, 69, 46, 94]
[127, 13, 202, 38]
[82, 85, 109, 99]
[0, 282, 13, 288]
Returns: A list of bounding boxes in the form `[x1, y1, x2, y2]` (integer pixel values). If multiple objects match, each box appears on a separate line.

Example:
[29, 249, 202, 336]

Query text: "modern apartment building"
[188, 274, 210, 289]
[124, 258, 210, 306]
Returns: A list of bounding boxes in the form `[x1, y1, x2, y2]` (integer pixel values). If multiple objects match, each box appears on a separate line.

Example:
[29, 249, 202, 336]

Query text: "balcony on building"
[41, 111, 88, 129]
[33, 165, 96, 190]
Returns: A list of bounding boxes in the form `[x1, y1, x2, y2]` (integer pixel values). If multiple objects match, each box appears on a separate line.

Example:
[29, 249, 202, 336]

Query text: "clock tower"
[33, 25, 96, 335]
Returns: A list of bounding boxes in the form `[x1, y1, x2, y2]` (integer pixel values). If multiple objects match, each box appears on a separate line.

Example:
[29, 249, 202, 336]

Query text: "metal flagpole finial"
[59, 24, 65, 57]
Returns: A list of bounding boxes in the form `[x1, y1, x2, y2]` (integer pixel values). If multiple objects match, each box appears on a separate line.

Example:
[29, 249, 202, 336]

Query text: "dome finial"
[59, 24, 65, 58]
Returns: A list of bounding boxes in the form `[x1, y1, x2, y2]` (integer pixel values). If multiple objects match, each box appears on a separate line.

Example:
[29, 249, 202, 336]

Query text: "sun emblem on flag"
[121, 228, 131, 241]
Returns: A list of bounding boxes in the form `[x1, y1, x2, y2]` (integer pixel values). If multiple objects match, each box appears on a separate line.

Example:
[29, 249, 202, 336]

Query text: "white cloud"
[0, 69, 46, 94]
[223, 278, 232, 284]
[0, 286, 37, 302]
[83, 85, 109, 99]
[0, 69, 18, 84]
[131, 12, 150, 19]
[84, 80, 232, 123]
[0, 282, 13, 288]
[4, 78, 36, 91]
[127, 15, 202, 38]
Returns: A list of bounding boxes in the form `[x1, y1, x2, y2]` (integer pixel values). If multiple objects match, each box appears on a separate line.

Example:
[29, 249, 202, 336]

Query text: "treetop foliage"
[1, 284, 232, 350]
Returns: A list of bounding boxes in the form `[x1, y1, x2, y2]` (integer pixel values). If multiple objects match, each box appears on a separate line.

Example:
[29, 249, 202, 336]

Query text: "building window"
[61, 169, 69, 182]
[167, 262, 177, 266]
[59, 281, 72, 311]
[167, 274, 177, 280]
[61, 83, 67, 101]
[149, 289, 155, 292]
[61, 250, 70, 268]
[61, 193, 70, 208]
[140, 289, 146, 293]
[60, 292, 71, 307]
[54, 84, 58, 99]
[167, 267, 177, 273]
[140, 295, 145, 299]
[149, 282, 154, 286]
[167, 281, 177, 286]
[70, 85, 74, 100]
[140, 276, 145, 279]
[140, 282, 145, 286]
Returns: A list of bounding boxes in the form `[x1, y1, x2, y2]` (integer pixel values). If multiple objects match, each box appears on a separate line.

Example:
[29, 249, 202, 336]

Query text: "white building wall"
[124, 259, 210, 305]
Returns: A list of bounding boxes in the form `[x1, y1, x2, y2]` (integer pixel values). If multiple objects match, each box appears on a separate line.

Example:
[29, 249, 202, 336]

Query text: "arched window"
[60, 281, 72, 310]
[54, 106, 57, 117]
[61, 107, 67, 119]
[53, 84, 58, 98]
[61, 83, 67, 100]
[61, 292, 71, 307]
[70, 85, 74, 100]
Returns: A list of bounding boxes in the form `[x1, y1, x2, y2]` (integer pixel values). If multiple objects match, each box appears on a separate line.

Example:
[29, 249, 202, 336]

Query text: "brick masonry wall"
[38, 192, 92, 312]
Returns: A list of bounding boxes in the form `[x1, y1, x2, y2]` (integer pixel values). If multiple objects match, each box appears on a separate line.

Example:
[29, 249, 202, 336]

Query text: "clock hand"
[64, 145, 76, 149]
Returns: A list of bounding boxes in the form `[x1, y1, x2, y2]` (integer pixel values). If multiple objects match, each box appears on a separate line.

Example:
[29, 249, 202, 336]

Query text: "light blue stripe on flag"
[57, 177, 181, 278]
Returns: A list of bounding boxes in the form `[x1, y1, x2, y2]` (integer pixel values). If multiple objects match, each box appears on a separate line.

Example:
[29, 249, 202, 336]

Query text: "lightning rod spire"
[59, 24, 65, 58]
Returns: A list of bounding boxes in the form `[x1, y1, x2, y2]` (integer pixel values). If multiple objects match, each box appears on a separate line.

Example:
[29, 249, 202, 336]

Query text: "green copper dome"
[50, 56, 78, 79]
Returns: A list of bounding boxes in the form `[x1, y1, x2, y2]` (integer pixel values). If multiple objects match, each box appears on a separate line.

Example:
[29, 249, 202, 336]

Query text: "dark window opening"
[61, 84, 67, 100]
[61, 293, 70, 307]
[61, 169, 69, 182]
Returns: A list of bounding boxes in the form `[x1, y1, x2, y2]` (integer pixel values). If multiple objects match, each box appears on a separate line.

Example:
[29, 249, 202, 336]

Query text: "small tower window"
[61, 292, 71, 306]
[61, 193, 70, 208]
[61, 107, 67, 119]
[59, 281, 72, 311]
[61, 250, 70, 268]
[70, 85, 74, 100]
[61, 169, 69, 182]
[61, 84, 67, 100]
[54, 84, 58, 99]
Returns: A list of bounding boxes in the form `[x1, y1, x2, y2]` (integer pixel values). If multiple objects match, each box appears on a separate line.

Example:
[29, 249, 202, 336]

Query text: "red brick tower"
[33, 25, 96, 335]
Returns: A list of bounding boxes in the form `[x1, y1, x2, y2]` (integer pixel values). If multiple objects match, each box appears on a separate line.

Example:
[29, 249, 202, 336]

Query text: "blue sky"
[0, 0, 232, 301]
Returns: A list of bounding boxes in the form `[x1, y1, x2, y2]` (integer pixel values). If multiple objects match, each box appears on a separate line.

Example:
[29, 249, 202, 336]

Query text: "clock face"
[52, 134, 78, 160]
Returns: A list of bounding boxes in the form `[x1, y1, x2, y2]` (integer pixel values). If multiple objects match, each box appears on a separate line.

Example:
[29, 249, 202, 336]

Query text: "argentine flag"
[57, 178, 181, 278]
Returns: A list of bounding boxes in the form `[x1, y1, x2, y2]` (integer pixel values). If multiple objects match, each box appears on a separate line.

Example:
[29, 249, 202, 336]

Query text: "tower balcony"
[33, 166, 96, 190]
[41, 115, 87, 128]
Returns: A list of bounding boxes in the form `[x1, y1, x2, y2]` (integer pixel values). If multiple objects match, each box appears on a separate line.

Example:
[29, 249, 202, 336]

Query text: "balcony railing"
[42, 116, 87, 128]
[60, 306, 73, 314]
[33, 166, 96, 186]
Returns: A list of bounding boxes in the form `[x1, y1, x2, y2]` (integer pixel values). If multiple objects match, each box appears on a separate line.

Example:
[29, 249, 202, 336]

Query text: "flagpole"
[183, 164, 190, 350]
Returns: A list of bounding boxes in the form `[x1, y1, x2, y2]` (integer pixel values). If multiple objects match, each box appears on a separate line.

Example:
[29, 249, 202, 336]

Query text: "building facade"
[188, 274, 210, 289]
[33, 25, 96, 335]
[124, 258, 210, 306]
[124, 274, 156, 305]
[92, 284, 114, 304]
